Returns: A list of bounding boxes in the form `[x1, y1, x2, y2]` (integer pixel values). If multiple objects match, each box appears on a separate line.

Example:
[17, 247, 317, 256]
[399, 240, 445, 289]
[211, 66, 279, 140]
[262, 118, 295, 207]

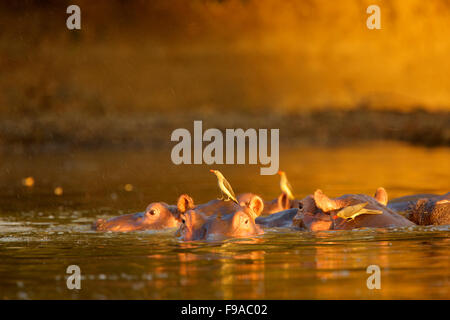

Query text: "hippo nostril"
[182, 219, 186, 224]
[298, 203, 303, 209]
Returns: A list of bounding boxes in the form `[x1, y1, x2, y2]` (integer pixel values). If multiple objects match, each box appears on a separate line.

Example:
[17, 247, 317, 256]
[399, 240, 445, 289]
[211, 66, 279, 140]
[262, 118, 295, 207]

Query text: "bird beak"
[277, 171, 283, 175]
[209, 169, 215, 173]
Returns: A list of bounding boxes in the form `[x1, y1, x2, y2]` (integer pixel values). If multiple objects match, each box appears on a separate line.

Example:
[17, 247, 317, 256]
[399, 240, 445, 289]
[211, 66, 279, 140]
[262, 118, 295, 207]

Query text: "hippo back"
[331, 194, 414, 230]
[294, 191, 415, 231]
[194, 199, 241, 216]
[256, 208, 299, 228]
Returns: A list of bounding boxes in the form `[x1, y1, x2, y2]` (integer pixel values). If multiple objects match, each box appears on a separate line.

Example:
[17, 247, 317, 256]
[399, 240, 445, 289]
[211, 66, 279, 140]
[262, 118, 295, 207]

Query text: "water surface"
[0, 142, 449, 299]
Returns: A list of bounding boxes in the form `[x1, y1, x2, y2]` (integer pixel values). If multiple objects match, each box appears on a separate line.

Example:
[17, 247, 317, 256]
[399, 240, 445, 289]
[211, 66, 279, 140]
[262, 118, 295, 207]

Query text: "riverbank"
[1, 108, 448, 154]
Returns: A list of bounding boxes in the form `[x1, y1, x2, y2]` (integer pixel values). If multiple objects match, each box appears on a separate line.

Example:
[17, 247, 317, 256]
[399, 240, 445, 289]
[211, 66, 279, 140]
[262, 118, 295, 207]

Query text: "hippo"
[93, 201, 180, 232]
[177, 194, 264, 241]
[93, 194, 248, 232]
[387, 193, 438, 213]
[389, 193, 450, 226]
[237, 192, 299, 215]
[292, 188, 414, 231]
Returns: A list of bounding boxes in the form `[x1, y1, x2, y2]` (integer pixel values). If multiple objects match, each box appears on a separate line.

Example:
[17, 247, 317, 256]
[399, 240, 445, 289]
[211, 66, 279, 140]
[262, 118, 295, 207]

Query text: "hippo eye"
[181, 218, 186, 224]
[149, 210, 156, 216]
[244, 219, 249, 224]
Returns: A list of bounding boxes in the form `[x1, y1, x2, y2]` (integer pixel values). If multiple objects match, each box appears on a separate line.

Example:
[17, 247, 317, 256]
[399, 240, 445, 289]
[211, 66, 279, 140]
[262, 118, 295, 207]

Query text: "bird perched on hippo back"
[335, 202, 383, 221]
[293, 187, 414, 231]
[210, 170, 239, 204]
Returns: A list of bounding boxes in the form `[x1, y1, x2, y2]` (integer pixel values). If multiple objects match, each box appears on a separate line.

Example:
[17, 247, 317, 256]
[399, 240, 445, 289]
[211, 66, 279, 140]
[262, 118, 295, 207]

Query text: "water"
[0, 141, 449, 299]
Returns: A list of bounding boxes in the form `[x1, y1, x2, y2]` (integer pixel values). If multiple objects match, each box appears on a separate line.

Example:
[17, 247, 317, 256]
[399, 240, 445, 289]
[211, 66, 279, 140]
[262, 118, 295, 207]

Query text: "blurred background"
[0, 0, 449, 151]
[1, 1, 450, 300]
[0, 0, 449, 209]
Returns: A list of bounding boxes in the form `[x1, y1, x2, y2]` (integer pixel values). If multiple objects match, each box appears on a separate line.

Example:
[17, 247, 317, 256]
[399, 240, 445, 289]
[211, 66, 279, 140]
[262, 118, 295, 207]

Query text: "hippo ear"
[237, 193, 253, 207]
[277, 193, 290, 210]
[177, 194, 195, 213]
[248, 195, 264, 217]
[314, 189, 343, 212]
[299, 195, 316, 214]
[374, 187, 388, 206]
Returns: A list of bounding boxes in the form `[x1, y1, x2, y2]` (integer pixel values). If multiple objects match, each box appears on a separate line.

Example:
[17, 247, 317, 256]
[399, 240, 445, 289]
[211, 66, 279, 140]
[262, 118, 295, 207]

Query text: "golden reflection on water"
[0, 142, 449, 299]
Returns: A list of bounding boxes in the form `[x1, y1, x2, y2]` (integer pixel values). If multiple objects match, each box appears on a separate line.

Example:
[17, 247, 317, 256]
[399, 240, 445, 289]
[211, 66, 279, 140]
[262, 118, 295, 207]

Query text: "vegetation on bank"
[1, 108, 448, 153]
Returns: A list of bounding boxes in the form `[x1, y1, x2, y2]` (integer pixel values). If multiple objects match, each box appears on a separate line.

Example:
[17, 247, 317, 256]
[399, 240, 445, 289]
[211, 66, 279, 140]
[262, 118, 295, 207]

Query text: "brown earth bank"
[2, 1, 450, 116]
[1, 108, 448, 154]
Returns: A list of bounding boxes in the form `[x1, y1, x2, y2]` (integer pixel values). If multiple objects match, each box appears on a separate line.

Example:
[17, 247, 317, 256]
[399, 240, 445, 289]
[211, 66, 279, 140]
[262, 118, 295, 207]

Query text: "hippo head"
[94, 201, 180, 232]
[406, 193, 450, 225]
[178, 195, 264, 241]
[142, 202, 180, 228]
[293, 187, 412, 231]
[176, 210, 208, 240]
[292, 194, 334, 231]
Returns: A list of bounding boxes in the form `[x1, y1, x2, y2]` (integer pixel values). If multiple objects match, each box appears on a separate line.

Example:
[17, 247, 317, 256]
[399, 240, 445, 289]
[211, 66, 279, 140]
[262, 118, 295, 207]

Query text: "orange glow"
[54, 187, 63, 196]
[22, 177, 35, 187]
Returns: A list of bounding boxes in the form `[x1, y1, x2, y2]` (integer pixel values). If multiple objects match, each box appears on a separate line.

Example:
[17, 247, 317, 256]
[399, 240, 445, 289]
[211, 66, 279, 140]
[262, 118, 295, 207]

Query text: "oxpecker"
[210, 170, 239, 204]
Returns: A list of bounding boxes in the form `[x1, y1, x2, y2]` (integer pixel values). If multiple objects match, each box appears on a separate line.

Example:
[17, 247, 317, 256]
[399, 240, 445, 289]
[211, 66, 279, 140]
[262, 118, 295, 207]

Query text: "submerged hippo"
[237, 192, 299, 215]
[93, 201, 180, 232]
[94, 194, 247, 232]
[292, 188, 414, 231]
[178, 194, 264, 241]
[389, 192, 450, 226]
